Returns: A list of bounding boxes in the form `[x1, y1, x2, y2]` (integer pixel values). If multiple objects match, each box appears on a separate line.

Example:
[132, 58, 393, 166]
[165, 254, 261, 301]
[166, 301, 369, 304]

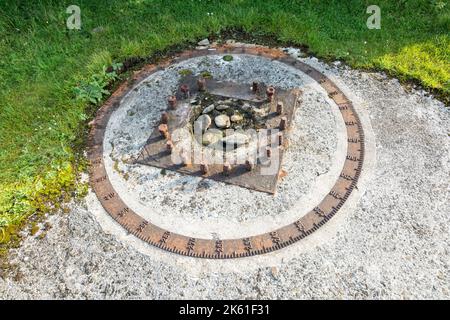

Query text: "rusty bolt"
[168, 95, 177, 109]
[277, 132, 284, 146]
[266, 147, 272, 158]
[180, 84, 189, 94]
[161, 111, 169, 124]
[158, 124, 170, 139]
[252, 82, 258, 93]
[200, 162, 209, 175]
[266, 86, 275, 102]
[197, 78, 206, 91]
[180, 151, 190, 166]
[223, 162, 231, 175]
[245, 159, 254, 171]
[276, 101, 284, 115]
[279, 116, 287, 130]
[166, 140, 174, 152]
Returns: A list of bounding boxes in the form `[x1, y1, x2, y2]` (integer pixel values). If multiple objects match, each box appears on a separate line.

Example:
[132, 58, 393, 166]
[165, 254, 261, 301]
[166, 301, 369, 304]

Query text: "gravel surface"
[1, 44, 448, 299]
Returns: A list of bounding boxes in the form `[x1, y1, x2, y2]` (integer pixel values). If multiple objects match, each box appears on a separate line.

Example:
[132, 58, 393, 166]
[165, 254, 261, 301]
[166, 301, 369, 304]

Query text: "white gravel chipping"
[1, 44, 448, 299]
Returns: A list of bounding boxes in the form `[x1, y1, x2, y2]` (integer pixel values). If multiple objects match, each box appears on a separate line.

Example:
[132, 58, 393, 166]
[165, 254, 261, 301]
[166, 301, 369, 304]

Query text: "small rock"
[196, 46, 208, 50]
[202, 104, 215, 114]
[221, 132, 249, 146]
[230, 114, 243, 122]
[241, 102, 252, 111]
[271, 266, 279, 279]
[91, 26, 105, 33]
[214, 115, 231, 128]
[252, 107, 268, 117]
[222, 99, 235, 105]
[198, 38, 210, 46]
[216, 104, 229, 111]
[194, 114, 211, 133]
[202, 129, 222, 146]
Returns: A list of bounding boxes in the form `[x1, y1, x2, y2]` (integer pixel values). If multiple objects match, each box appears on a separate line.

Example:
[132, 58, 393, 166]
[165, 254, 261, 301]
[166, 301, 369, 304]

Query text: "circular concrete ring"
[88, 46, 364, 259]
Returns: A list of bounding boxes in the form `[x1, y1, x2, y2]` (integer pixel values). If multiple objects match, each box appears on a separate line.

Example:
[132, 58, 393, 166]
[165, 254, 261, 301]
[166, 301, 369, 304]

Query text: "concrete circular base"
[103, 53, 348, 239]
[88, 46, 369, 257]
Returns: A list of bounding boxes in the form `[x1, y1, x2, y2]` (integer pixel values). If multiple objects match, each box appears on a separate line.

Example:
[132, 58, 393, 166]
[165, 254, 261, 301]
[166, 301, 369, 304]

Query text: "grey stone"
[271, 266, 279, 279]
[252, 107, 268, 117]
[222, 99, 235, 105]
[91, 26, 105, 33]
[198, 38, 210, 46]
[230, 114, 243, 122]
[221, 132, 249, 146]
[202, 129, 222, 146]
[194, 114, 211, 133]
[215, 104, 229, 111]
[202, 104, 215, 114]
[214, 114, 231, 128]
[241, 102, 252, 111]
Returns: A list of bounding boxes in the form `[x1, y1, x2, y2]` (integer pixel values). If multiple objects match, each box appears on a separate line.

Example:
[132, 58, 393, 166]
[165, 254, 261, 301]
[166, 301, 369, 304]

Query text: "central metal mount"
[136, 75, 302, 194]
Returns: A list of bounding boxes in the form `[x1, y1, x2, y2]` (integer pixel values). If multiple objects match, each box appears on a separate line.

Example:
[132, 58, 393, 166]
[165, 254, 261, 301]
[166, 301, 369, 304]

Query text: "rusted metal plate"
[88, 45, 365, 259]
[135, 76, 301, 194]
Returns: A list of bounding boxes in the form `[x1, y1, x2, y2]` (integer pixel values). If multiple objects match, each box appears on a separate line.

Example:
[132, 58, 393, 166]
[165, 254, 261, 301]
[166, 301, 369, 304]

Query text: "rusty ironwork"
[276, 101, 284, 115]
[88, 45, 365, 259]
[200, 162, 209, 175]
[166, 140, 174, 152]
[160, 112, 169, 124]
[252, 81, 258, 93]
[245, 159, 255, 171]
[279, 117, 287, 130]
[135, 74, 300, 194]
[266, 86, 275, 102]
[168, 95, 177, 109]
[197, 77, 206, 91]
[277, 132, 284, 146]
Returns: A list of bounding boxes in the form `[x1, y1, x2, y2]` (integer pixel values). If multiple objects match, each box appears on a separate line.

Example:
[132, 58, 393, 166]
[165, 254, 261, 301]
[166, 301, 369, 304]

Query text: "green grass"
[0, 0, 449, 247]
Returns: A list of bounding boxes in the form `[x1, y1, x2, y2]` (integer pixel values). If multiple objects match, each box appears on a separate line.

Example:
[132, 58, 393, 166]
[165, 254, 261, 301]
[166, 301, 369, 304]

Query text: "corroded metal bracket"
[135, 75, 301, 194]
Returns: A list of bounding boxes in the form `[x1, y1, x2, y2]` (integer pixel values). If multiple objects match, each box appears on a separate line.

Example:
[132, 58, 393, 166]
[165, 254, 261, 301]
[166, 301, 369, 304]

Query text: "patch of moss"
[113, 160, 120, 173]
[30, 223, 39, 236]
[200, 71, 212, 79]
[178, 69, 193, 76]
[75, 182, 89, 199]
[0, 160, 80, 263]
[37, 231, 47, 240]
[223, 55, 234, 62]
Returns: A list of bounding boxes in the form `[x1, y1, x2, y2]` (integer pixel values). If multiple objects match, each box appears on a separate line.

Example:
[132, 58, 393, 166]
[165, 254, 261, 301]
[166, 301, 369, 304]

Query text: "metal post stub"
[88, 45, 365, 259]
